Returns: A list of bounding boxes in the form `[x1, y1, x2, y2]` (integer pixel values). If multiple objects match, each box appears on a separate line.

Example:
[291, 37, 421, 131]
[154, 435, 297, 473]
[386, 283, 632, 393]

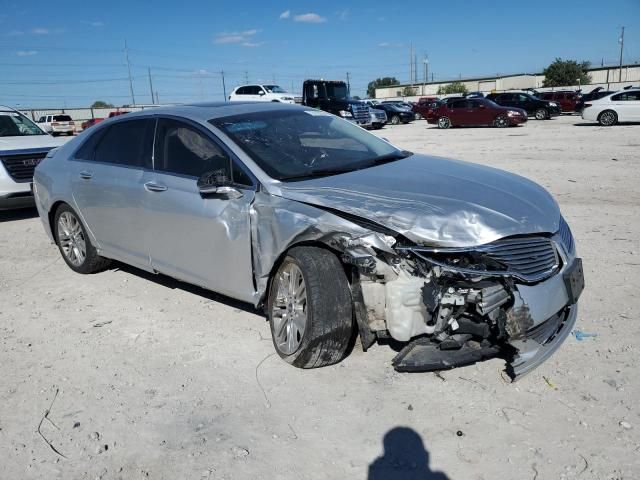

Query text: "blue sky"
[1, 0, 638, 107]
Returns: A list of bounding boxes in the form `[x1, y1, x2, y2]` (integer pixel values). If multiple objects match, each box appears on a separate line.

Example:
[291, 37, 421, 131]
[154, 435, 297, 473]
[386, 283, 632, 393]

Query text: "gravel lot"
[1, 115, 639, 479]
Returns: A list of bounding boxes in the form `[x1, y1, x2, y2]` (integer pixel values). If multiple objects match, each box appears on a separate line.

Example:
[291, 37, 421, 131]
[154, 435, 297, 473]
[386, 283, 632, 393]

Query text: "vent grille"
[352, 103, 370, 123]
[477, 236, 559, 282]
[1, 152, 48, 182]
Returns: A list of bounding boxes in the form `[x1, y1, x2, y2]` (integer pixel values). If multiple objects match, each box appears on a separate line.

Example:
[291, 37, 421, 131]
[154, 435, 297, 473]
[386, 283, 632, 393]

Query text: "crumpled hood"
[274, 154, 561, 247]
[0, 135, 67, 154]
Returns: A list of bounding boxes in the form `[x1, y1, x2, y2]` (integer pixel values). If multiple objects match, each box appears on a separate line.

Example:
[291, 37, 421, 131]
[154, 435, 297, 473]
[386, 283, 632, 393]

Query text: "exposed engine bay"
[340, 227, 583, 380]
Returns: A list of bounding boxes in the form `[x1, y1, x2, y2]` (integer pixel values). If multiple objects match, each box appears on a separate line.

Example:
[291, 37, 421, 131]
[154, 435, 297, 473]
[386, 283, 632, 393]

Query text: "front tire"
[438, 116, 451, 129]
[390, 115, 400, 125]
[598, 110, 618, 126]
[268, 247, 353, 368]
[414, 113, 422, 120]
[54, 204, 111, 274]
[494, 114, 509, 128]
[535, 108, 548, 120]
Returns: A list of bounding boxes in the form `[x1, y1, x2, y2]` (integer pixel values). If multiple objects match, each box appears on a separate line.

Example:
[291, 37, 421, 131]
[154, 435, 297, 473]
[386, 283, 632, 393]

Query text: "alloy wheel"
[535, 109, 547, 120]
[495, 115, 509, 128]
[599, 111, 616, 126]
[271, 263, 307, 355]
[57, 211, 87, 266]
[438, 117, 451, 129]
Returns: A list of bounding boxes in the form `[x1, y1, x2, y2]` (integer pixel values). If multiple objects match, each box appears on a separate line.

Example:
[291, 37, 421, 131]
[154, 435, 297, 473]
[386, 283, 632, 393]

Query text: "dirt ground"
[1, 114, 639, 479]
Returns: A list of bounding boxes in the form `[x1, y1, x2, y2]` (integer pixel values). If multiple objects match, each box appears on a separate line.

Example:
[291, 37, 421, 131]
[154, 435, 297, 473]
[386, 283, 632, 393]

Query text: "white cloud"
[82, 20, 104, 27]
[378, 42, 404, 48]
[293, 13, 326, 23]
[279, 10, 290, 19]
[214, 29, 260, 45]
[242, 42, 263, 48]
[16, 50, 38, 56]
[31, 27, 49, 34]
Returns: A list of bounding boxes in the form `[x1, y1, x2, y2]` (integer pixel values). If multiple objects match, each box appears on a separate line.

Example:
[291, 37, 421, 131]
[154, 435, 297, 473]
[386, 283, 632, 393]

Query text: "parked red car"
[538, 91, 579, 113]
[427, 98, 527, 128]
[413, 98, 441, 120]
[81, 118, 104, 130]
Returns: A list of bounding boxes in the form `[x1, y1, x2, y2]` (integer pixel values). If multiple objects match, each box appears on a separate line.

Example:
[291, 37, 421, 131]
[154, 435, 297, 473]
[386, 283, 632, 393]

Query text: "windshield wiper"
[280, 167, 359, 181]
[370, 150, 413, 165]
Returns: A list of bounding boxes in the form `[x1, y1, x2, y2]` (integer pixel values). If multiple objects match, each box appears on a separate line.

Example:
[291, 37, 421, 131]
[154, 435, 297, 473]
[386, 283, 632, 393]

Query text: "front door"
[70, 118, 155, 269]
[143, 118, 256, 301]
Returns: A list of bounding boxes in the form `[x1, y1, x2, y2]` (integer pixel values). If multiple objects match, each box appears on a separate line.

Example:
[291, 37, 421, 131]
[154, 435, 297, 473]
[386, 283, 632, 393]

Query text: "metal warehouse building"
[374, 64, 640, 99]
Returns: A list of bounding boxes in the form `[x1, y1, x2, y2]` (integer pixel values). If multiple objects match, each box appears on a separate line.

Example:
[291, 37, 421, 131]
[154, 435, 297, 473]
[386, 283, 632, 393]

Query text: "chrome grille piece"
[352, 103, 370, 123]
[402, 236, 560, 283]
[1, 152, 48, 182]
[477, 236, 559, 281]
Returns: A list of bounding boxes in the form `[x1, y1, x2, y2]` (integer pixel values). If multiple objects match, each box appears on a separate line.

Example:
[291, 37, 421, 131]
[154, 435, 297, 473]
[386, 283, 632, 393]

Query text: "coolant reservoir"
[385, 272, 433, 341]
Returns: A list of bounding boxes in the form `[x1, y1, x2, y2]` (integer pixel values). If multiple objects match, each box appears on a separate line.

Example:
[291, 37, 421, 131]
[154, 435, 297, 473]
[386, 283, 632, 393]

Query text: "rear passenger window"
[75, 127, 108, 161]
[94, 119, 152, 168]
[451, 101, 467, 109]
[236, 87, 247, 95]
[155, 119, 231, 179]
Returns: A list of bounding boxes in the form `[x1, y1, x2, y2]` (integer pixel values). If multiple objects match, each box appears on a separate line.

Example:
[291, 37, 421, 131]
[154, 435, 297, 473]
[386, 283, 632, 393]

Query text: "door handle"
[144, 182, 168, 192]
[79, 170, 93, 180]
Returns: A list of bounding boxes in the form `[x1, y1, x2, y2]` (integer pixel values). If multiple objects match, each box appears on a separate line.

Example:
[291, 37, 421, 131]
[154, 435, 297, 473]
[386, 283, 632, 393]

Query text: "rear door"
[448, 100, 468, 125]
[611, 91, 640, 121]
[143, 117, 256, 300]
[70, 118, 155, 269]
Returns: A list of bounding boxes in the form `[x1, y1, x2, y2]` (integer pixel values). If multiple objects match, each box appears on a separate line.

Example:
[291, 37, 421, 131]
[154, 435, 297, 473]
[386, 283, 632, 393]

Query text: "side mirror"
[197, 170, 243, 199]
[258, 91, 265, 96]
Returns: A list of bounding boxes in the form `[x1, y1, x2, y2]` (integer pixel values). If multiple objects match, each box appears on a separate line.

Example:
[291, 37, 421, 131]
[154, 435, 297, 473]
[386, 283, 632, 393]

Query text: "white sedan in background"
[581, 88, 640, 126]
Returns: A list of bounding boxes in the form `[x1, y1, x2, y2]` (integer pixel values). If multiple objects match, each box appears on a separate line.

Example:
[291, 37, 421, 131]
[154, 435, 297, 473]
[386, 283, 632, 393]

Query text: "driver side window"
[154, 119, 231, 179]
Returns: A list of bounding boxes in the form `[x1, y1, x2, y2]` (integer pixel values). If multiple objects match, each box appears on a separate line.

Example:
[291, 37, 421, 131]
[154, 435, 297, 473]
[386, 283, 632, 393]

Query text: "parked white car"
[0, 106, 66, 209]
[37, 114, 75, 136]
[229, 84, 297, 103]
[581, 88, 640, 126]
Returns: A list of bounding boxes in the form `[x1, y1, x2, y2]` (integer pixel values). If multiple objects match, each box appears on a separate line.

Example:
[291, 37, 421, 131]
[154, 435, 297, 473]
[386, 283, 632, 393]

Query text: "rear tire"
[534, 108, 548, 120]
[54, 204, 111, 274]
[268, 246, 353, 368]
[598, 110, 617, 126]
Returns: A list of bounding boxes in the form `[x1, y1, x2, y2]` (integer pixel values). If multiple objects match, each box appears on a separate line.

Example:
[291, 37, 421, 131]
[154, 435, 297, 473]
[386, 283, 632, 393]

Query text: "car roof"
[114, 101, 306, 122]
[0, 105, 19, 113]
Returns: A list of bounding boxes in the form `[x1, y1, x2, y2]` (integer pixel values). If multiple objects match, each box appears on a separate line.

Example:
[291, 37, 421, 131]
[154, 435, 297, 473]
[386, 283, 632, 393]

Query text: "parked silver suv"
[34, 102, 583, 379]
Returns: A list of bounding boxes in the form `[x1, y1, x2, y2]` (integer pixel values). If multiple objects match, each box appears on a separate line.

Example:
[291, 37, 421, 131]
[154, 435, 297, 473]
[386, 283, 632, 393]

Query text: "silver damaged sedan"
[34, 103, 584, 379]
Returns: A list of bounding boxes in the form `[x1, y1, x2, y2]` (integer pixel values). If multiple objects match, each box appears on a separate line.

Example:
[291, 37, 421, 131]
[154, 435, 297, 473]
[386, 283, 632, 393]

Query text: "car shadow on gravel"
[0, 207, 39, 223]
[111, 262, 262, 316]
[368, 427, 450, 479]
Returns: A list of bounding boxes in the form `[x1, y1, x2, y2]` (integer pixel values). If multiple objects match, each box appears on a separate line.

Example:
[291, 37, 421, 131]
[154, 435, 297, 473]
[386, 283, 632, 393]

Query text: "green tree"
[437, 82, 468, 95]
[542, 58, 591, 87]
[91, 100, 114, 108]
[367, 77, 400, 98]
[401, 86, 417, 96]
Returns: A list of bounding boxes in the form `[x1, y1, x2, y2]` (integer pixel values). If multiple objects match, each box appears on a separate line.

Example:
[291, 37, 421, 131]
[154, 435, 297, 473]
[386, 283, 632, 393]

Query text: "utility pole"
[155, 91, 159, 104]
[244, 71, 249, 84]
[346, 72, 351, 94]
[409, 42, 413, 89]
[423, 55, 429, 93]
[221, 70, 227, 101]
[618, 26, 625, 82]
[414, 54, 418, 84]
[148, 67, 154, 104]
[124, 40, 136, 106]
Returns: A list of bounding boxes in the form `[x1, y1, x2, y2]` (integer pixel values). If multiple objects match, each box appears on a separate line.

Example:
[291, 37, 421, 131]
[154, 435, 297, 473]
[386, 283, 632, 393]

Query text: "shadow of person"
[368, 427, 450, 480]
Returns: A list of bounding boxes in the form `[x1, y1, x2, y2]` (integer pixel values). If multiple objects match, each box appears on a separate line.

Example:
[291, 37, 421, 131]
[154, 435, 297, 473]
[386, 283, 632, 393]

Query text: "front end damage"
[341, 218, 584, 380]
